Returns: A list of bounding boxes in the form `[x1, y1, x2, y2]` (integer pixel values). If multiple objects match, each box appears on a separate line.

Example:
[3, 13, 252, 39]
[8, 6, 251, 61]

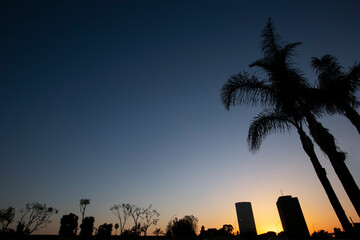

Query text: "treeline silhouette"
[0, 200, 350, 240]
[0, 199, 205, 240]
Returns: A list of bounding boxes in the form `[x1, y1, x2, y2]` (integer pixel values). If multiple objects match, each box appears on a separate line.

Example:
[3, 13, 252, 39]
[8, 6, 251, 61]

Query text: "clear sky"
[1, 0, 360, 235]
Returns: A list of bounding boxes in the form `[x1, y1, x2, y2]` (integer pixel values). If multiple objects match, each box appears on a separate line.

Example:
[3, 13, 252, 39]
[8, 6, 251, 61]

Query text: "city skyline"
[1, 0, 360, 235]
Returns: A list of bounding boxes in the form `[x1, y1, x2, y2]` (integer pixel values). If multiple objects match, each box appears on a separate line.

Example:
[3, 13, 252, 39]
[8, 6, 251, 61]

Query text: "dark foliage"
[97, 223, 113, 239]
[122, 227, 141, 239]
[218, 224, 234, 236]
[59, 213, 79, 237]
[80, 199, 90, 222]
[16, 221, 29, 235]
[166, 215, 198, 237]
[0, 207, 15, 232]
[80, 216, 94, 237]
[311, 229, 332, 239]
[17, 203, 58, 235]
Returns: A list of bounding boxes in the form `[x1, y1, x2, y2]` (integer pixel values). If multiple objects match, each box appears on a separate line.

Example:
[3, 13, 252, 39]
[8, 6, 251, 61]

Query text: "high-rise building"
[235, 202, 257, 236]
[276, 195, 310, 239]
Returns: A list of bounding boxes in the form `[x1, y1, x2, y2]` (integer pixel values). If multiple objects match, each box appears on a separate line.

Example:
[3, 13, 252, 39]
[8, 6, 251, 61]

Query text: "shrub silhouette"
[59, 213, 79, 237]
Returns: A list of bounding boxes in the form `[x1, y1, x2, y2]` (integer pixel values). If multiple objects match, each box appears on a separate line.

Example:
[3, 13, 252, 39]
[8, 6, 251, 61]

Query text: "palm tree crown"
[312, 54, 360, 133]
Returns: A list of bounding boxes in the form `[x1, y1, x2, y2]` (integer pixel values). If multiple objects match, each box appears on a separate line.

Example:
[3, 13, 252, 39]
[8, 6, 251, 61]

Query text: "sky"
[1, 0, 360, 236]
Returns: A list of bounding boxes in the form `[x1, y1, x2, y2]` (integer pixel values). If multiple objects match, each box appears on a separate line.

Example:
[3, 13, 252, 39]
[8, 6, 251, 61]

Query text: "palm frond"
[249, 58, 271, 70]
[311, 55, 342, 76]
[247, 109, 293, 152]
[312, 55, 360, 111]
[311, 55, 344, 91]
[302, 87, 329, 117]
[280, 42, 302, 65]
[221, 72, 272, 110]
[347, 62, 360, 93]
[260, 18, 281, 56]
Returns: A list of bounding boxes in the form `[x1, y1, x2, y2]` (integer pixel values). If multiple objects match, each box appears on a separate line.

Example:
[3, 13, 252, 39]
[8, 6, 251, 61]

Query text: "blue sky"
[1, 0, 360, 235]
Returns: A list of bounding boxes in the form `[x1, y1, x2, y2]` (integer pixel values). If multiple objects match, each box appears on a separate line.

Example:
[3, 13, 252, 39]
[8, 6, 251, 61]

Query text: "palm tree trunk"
[297, 128, 353, 233]
[306, 114, 360, 217]
[344, 105, 360, 135]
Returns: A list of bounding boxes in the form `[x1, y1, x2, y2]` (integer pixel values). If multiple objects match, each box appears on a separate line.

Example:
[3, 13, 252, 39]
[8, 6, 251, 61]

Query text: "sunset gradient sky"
[1, 0, 360, 235]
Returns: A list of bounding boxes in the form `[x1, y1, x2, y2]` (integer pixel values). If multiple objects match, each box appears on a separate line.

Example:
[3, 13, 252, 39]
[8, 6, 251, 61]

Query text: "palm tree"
[222, 19, 360, 216]
[246, 108, 353, 232]
[304, 113, 360, 217]
[311, 54, 360, 134]
[221, 18, 360, 218]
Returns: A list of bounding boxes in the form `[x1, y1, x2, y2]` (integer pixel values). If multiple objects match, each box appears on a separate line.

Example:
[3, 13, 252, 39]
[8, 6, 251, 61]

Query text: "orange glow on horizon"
[256, 223, 283, 235]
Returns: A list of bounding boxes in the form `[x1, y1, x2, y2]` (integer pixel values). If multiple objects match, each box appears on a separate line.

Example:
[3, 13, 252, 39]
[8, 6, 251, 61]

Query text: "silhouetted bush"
[80, 216, 94, 237]
[217, 224, 234, 236]
[16, 221, 29, 235]
[122, 228, 140, 240]
[97, 223, 112, 239]
[311, 229, 332, 239]
[166, 215, 198, 237]
[59, 213, 79, 237]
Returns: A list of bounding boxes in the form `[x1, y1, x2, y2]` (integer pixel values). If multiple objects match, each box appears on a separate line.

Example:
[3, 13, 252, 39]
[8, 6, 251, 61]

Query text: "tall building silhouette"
[235, 202, 257, 236]
[276, 195, 309, 239]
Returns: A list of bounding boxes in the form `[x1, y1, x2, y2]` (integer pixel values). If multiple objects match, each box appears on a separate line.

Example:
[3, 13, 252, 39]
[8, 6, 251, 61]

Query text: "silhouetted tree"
[141, 205, 160, 236]
[312, 55, 360, 134]
[16, 221, 29, 235]
[17, 202, 58, 234]
[305, 115, 360, 218]
[199, 226, 205, 238]
[97, 223, 113, 240]
[80, 199, 90, 222]
[311, 229, 332, 239]
[59, 213, 79, 237]
[246, 109, 353, 233]
[166, 215, 198, 237]
[80, 216, 94, 237]
[114, 223, 119, 236]
[129, 204, 145, 235]
[110, 203, 131, 235]
[153, 228, 164, 236]
[0, 207, 15, 232]
[122, 227, 140, 239]
[218, 224, 234, 236]
[310, 55, 360, 216]
[221, 18, 357, 231]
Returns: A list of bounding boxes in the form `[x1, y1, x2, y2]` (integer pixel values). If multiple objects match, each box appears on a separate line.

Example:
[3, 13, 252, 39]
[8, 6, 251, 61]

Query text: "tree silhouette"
[114, 223, 119, 236]
[80, 216, 94, 237]
[17, 202, 58, 234]
[311, 54, 360, 134]
[246, 108, 353, 232]
[311, 229, 332, 239]
[153, 228, 164, 236]
[141, 205, 160, 236]
[0, 207, 15, 232]
[218, 224, 234, 236]
[110, 203, 131, 235]
[97, 223, 113, 240]
[221, 18, 357, 231]
[128, 204, 145, 235]
[59, 213, 79, 237]
[166, 215, 198, 237]
[79, 199, 90, 222]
